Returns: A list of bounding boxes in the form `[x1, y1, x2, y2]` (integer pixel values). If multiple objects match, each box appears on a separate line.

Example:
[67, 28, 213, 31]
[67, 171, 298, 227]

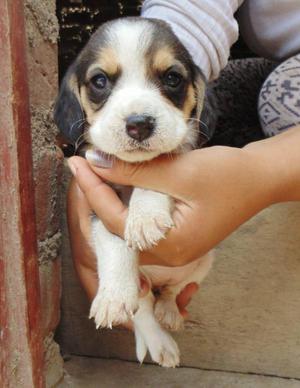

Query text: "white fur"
[125, 188, 174, 250]
[88, 19, 196, 163]
[89, 212, 214, 364]
[90, 218, 139, 328]
[151, 253, 213, 331]
[86, 19, 213, 367]
[133, 292, 180, 368]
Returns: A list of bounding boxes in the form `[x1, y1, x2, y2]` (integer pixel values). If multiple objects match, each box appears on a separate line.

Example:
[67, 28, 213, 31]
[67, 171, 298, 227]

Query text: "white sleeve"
[237, 0, 300, 61]
[142, 0, 244, 81]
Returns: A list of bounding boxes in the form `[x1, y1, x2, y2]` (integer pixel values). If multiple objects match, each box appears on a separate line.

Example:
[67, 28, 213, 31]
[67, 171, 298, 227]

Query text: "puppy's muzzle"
[126, 114, 155, 142]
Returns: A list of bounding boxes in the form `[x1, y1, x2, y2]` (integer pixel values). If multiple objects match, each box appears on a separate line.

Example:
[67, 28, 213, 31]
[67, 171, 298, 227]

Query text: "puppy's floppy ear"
[192, 66, 217, 144]
[54, 65, 84, 144]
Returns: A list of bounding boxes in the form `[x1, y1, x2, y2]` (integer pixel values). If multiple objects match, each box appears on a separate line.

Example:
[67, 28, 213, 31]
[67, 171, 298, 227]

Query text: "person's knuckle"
[84, 180, 104, 199]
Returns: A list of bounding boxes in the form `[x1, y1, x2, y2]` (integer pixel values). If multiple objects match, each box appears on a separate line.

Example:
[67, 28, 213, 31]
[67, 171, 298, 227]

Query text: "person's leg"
[258, 54, 300, 137]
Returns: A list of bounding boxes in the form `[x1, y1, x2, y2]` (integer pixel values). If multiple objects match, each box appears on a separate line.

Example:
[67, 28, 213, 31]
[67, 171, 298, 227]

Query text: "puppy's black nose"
[126, 115, 155, 142]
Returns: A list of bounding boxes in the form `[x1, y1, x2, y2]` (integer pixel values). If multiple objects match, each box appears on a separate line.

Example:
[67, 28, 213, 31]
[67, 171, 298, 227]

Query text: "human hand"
[68, 143, 279, 267]
[67, 126, 300, 328]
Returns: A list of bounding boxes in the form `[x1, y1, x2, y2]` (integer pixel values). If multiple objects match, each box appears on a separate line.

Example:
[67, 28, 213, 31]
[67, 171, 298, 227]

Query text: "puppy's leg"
[89, 217, 139, 328]
[133, 291, 180, 368]
[125, 188, 174, 250]
[155, 252, 214, 331]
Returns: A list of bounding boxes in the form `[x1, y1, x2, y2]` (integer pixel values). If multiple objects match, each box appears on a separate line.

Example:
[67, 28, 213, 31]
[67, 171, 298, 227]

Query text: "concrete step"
[59, 356, 300, 388]
[57, 199, 300, 379]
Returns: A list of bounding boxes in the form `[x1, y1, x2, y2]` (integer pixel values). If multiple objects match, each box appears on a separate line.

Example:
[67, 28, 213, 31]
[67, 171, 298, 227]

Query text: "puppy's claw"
[135, 328, 148, 364]
[134, 322, 180, 368]
[125, 205, 174, 251]
[90, 288, 139, 329]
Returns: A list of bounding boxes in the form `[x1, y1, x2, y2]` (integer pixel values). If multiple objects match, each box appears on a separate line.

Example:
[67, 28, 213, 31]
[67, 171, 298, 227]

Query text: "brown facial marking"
[183, 84, 197, 119]
[80, 87, 97, 125]
[68, 73, 81, 101]
[193, 75, 206, 120]
[94, 47, 120, 77]
[152, 48, 175, 72]
[151, 48, 188, 77]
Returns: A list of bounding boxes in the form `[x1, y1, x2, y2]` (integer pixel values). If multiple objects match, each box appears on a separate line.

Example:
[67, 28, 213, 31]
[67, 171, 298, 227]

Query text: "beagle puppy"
[55, 17, 216, 367]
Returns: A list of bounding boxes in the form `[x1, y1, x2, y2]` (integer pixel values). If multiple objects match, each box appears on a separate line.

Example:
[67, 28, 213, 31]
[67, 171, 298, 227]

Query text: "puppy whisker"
[188, 118, 211, 140]
[74, 131, 88, 155]
[69, 118, 86, 140]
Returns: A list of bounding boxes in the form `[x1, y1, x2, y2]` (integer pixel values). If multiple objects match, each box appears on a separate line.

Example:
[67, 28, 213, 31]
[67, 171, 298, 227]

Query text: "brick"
[39, 257, 61, 337]
[1, 1, 44, 385]
[44, 334, 64, 388]
[34, 147, 64, 240]
[25, 0, 58, 107]
[24, 0, 64, 385]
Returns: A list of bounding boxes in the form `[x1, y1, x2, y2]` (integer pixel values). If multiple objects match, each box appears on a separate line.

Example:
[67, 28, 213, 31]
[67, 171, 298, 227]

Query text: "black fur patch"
[54, 25, 112, 143]
[54, 64, 84, 143]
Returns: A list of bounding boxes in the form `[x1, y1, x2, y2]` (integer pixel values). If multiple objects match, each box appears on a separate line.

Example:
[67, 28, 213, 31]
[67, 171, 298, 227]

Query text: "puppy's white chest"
[141, 257, 205, 287]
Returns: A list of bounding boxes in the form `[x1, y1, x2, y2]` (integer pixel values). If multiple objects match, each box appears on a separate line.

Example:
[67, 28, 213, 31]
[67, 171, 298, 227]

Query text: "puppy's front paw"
[90, 286, 139, 329]
[154, 298, 184, 332]
[125, 206, 173, 250]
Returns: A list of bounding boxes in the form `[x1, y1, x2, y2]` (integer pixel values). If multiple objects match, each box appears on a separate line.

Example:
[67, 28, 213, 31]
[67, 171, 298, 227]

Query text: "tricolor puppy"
[55, 17, 216, 367]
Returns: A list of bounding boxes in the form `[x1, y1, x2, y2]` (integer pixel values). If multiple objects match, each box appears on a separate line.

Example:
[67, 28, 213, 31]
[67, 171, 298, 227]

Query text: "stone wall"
[24, 1, 64, 386]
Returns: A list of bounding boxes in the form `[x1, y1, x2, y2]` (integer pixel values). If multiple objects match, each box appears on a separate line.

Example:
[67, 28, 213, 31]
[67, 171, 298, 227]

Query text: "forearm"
[149, 128, 300, 265]
[245, 126, 300, 203]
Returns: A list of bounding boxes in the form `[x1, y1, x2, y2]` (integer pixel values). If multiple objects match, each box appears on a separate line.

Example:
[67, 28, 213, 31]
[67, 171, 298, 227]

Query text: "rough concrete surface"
[60, 356, 300, 388]
[44, 334, 64, 388]
[57, 170, 300, 380]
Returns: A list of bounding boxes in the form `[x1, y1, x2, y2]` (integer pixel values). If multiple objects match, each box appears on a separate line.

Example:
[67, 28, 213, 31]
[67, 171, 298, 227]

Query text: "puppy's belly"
[141, 256, 204, 287]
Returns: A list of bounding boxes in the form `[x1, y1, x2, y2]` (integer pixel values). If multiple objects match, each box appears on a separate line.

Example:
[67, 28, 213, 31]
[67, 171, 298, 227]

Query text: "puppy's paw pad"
[155, 299, 184, 331]
[125, 210, 173, 250]
[90, 288, 138, 329]
[149, 331, 180, 368]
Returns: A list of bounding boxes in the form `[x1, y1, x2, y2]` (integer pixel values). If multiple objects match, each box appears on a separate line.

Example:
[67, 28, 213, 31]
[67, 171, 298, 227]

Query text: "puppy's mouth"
[124, 147, 152, 153]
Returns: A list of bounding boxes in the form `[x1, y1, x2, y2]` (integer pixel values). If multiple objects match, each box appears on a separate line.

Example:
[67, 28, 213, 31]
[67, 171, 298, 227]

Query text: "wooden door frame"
[0, 1, 44, 386]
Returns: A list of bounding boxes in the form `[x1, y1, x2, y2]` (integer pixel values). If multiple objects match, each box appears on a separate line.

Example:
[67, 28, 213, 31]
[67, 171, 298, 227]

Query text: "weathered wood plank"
[0, 1, 44, 386]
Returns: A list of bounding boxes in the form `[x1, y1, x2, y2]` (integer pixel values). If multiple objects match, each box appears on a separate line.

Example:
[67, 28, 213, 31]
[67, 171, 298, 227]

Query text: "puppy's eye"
[163, 71, 183, 88]
[90, 73, 107, 89]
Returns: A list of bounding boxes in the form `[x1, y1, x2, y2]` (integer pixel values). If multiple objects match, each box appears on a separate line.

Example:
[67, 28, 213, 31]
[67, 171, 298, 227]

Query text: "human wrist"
[244, 127, 300, 204]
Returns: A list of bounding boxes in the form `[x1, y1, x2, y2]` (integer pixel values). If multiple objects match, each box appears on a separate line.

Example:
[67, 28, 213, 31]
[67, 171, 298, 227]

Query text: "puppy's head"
[55, 18, 213, 162]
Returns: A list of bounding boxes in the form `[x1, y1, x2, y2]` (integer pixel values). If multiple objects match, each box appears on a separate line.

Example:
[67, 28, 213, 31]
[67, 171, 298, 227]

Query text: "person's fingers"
[176, 282, 199, 317]
[68, 156, 127, 237]
[69, 161, 208, 265]
[67, 179, 99, 300]
[84, 149, 203, 199]
[139, 275, 150, 297]
[72, 184, 94, 242]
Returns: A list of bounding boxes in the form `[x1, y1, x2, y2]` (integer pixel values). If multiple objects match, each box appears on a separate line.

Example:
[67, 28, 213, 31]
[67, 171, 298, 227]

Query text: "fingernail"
[68, 159, 77, 176]
[85, 149, 113, 169]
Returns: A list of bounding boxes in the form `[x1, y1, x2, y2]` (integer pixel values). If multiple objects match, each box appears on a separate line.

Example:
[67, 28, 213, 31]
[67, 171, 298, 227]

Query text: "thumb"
[85, 149, 196, 198]
[68, 156, 128, 237]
